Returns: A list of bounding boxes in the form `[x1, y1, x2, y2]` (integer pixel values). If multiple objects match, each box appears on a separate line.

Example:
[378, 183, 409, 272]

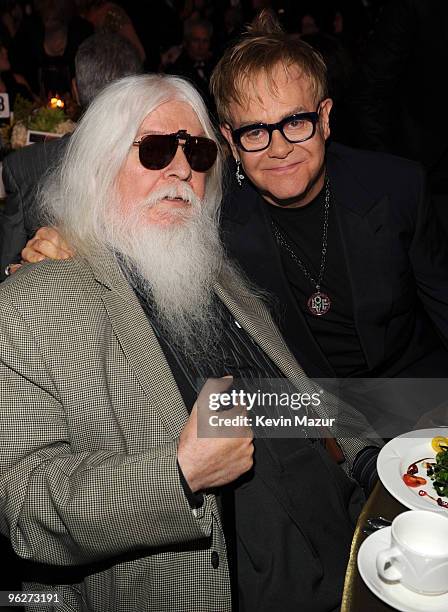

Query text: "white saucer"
[357, 527, 448, 611]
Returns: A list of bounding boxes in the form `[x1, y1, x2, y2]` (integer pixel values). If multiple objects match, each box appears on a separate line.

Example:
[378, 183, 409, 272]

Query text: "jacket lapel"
[89, 251, 188, 441]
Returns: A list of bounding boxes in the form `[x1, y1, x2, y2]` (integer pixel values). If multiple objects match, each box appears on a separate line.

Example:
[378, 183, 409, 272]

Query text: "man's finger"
[5, 263, 22, 275]
[37, 238, 71, 259]
[21, 244, 46, 263]
[36, 227, 74, 254]
[22, 239, 71, 263]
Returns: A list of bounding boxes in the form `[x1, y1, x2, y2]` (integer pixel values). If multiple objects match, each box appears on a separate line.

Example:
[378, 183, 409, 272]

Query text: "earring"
[235, 160, 245, 187]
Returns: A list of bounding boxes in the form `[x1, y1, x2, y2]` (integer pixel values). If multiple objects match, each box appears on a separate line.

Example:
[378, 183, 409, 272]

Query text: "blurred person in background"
[75, 0, 145, 63]
[0, 37, 34, 106]
[126, 0, 183, 72]
[180, 0, 215, 23]
[35, 0, 91, 100]
[166, 16, 216, 112]
[0, 0, 25, 44]
[8, 0, 92, 100]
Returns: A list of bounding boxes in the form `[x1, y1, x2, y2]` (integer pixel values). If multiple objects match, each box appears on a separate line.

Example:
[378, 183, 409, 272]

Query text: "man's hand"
[178, 377, 254, 493]
[21, 227, 74, 264]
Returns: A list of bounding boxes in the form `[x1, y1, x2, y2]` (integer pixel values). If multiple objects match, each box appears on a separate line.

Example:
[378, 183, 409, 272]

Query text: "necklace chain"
[271, 177, 330, 292]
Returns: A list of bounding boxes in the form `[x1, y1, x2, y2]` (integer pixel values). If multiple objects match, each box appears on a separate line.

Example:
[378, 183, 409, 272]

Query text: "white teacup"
[376, 510, 448, 595]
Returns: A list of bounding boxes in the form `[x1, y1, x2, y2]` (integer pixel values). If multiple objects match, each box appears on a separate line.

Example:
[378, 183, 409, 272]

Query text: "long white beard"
[105, 183, 226, 364]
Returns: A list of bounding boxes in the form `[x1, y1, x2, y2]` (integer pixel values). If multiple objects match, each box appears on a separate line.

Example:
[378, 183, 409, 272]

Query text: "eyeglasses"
[132, 130, 218, 172]
[230, 109, 321, 152]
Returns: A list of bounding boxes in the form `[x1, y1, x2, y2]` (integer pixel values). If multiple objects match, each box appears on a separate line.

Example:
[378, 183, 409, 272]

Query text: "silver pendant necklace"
[271, 177, 331, 317]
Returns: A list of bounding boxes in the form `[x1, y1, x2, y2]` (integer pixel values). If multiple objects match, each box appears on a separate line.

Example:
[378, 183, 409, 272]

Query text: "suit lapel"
[90, 251, 188, 441]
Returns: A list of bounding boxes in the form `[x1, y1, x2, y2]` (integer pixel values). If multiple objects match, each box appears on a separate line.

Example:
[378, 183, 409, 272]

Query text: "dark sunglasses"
[132, 129, 217, 172]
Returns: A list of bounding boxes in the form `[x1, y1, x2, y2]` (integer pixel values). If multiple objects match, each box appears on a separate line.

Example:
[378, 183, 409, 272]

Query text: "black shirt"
[268, 186, 368, 377]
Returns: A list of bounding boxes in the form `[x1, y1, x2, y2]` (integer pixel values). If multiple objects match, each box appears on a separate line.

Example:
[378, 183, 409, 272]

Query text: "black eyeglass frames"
[230, 107, 322, 152]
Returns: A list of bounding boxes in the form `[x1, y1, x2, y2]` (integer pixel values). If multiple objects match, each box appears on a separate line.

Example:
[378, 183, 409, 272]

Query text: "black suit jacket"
[221, 142, 448, 380]
[0, 136, 69, 280]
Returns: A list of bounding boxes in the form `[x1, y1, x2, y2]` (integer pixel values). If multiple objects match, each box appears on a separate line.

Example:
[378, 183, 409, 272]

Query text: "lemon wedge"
[431, 436, 448, 453]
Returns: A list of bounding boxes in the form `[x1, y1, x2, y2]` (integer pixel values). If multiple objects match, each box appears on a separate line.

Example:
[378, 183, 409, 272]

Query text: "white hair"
[39, 73, 242, 367]
[40, 73, 223, 256]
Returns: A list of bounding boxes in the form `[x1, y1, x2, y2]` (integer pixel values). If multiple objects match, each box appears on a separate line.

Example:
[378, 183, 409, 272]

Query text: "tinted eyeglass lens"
[138, 134, 177, 170]
[184, 136, 218, 172]
[138, 134, 217, 172]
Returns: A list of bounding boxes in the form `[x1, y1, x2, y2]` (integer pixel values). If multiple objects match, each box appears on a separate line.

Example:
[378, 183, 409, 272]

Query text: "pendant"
[307, 292, 331, 316]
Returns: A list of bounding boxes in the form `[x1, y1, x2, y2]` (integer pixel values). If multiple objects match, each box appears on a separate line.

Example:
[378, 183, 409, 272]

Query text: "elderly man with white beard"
[0, 74, 378, 612]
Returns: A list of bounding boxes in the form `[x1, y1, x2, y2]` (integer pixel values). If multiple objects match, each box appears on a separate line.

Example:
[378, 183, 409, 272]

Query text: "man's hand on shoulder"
[21, 226, 75, 265]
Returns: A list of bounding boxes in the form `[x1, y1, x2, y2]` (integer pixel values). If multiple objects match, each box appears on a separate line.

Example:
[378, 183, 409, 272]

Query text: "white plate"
[358, 527, 448, 612]
[377, 428, 448, 514]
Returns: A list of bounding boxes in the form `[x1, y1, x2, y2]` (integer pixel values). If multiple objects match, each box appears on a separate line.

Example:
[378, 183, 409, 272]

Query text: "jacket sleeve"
[0, 139, 68, 281]
[0, 157, 29, 280]
[0, 296, 213, 567]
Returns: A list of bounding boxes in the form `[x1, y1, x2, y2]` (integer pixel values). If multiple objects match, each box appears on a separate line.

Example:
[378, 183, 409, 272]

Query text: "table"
[341, 482, 407, 612]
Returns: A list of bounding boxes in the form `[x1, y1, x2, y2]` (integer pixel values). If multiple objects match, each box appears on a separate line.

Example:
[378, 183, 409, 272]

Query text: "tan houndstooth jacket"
[0, 250, 374, 612]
